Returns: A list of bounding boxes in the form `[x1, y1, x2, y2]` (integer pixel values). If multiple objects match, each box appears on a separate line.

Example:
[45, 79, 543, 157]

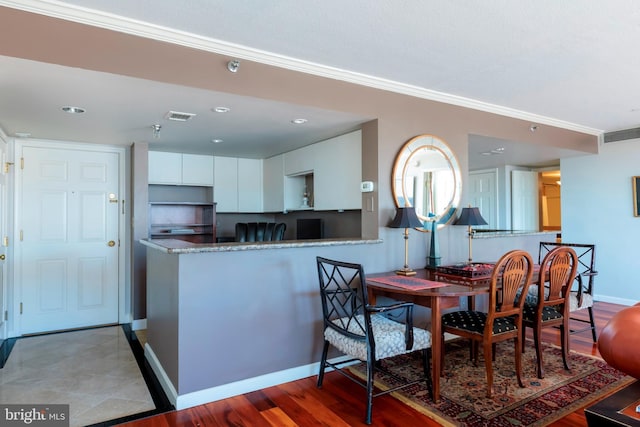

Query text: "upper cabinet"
[150, 129, 362, 213]
[313, 130, 362, 211]
[263, 155, 285, 212]
[182, 154, 214, 186]
[283, 143, 317, 176]
[149, 152, 213, 186]
[214, 156, 263, 213]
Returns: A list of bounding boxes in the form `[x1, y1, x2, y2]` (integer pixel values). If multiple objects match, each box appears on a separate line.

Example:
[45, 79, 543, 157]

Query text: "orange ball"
[598, 303, 640, 379]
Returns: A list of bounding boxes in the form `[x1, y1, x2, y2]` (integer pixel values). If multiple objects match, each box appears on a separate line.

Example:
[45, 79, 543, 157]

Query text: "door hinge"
[2, 236, 8, 247]
[20, 157, 24, 170]
[4, 162, 13, 173]
[3, 310, 7, 321]
[20, 230, 23, 241]
[19, 303, 23, 315]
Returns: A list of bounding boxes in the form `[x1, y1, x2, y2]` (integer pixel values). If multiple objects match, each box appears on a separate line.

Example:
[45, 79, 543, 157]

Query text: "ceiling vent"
[603, 127, 640, 143]
[164, 111, 196, 122]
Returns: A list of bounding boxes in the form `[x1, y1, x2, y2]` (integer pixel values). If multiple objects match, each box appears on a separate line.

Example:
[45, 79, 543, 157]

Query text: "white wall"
[561, 138, 640, 306]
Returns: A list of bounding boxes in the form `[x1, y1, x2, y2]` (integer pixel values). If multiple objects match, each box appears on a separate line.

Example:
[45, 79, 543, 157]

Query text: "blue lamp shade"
[454, 207, 488, 226]
[389, 207, 423, 229]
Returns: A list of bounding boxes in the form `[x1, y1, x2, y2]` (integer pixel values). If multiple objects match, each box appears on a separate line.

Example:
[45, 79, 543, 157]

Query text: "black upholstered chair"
[316, 257, 432, 424]
[234, 222, 286, 242]
[538, 242, 598, 342]
[522, 246, 578, 378]
[441, 250, 534, 398]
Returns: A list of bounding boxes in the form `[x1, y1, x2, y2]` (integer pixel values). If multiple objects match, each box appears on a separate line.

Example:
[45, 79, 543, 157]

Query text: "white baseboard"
[144, 343, 178, 406]
[595, 295, 636, 306]
[131, 318, 147, 331]
[143, 345, 353, 410]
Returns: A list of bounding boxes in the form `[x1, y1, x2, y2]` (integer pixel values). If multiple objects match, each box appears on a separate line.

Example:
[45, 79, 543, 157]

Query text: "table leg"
[431, 297, 441, 403]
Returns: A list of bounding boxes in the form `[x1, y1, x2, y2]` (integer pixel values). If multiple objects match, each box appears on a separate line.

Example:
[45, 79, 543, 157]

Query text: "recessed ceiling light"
[213, 107, 230, 113]
[62, 106, 85, 114]
[291, 118, 308, 124]
[211, 139, 223, 144]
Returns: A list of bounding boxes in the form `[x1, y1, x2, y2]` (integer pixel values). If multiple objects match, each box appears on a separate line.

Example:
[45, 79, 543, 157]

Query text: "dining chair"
[522, 246, 578, 378]
[441, 250, 534, 398]
[539, 242, 598, 342]
[316, 256, 432, 424]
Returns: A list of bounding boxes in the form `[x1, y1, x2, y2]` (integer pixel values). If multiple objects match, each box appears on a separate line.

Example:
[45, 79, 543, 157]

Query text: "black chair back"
[316, 257, 368, 341]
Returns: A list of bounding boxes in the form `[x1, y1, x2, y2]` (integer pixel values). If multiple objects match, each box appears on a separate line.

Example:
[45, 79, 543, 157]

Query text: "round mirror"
[392, 134, 462, 230]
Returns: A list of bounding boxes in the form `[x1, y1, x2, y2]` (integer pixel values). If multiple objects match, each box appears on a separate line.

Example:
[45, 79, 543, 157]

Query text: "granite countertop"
[472, 230, 559, 239]
[141, 237, 383, 254]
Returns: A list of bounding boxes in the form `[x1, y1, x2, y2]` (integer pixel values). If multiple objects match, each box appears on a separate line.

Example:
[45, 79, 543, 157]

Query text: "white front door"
[511, 170, 540, 231]
[16, 144, 121, 335]
[469, 169, 498, 229]
[0, 137, 7, 340]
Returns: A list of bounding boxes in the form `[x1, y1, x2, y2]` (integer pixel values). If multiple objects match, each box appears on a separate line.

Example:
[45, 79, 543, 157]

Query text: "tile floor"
[0, 326, 161, 426]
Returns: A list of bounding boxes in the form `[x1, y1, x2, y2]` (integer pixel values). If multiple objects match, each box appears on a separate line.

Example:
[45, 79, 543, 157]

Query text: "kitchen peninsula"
[141, 236, 382, 410]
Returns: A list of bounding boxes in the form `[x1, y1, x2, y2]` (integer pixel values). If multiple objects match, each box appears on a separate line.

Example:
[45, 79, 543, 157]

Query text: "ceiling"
[2, 0, 639, 167]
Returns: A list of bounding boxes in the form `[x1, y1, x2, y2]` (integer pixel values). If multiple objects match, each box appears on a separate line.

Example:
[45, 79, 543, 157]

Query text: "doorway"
[14, 141, 126, 335]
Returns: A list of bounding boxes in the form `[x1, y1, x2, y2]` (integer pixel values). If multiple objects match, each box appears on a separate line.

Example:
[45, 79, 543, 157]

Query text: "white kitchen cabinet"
[182, 154, 214, 186]
[263, 155, 284, 212]
[313, 130, 362, 210]
[238, 158, 263, 212]
[283, 143, 317, 176]
[214, 157, 264, 212]
[149, 151, 214, 186]
[148, 151, 182, 185]
[213, 156, 239, 212]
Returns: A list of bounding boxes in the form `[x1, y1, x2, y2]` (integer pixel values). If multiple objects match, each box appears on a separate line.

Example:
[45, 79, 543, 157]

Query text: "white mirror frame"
[392, 134, 462, 231]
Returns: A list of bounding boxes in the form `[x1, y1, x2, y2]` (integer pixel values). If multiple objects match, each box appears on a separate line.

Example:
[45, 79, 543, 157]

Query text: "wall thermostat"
[360, 181, 374, 193]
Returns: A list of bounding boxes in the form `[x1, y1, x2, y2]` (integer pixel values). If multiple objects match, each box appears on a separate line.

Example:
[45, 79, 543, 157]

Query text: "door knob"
[0, 254, 4, 260]
[108, 241, 116, 247]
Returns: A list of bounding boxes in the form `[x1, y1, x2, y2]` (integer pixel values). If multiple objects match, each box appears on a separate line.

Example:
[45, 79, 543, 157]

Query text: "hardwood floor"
[118, 302, 626, 427]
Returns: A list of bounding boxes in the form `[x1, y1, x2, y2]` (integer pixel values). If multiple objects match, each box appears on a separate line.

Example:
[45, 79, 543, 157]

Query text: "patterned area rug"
[349, 339, 633, 426]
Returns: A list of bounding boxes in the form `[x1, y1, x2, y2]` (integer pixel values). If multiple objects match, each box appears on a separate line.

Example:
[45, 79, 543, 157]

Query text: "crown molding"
[2, 0, 603, 137]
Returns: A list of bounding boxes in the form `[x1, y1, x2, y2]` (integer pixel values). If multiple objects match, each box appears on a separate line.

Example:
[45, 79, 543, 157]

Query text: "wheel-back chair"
[441, 250, 534, 398]
[522, 246, 578, 378]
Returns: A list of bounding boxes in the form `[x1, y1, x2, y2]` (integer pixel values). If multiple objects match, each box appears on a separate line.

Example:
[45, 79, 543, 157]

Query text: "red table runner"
[368, 275, 449, 290]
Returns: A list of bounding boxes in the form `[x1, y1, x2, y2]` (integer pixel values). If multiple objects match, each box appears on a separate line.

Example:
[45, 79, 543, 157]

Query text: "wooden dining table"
[366, 268, 492, 403]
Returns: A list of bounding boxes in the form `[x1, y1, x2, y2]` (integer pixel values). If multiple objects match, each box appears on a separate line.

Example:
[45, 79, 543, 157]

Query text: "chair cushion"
[324, 314, 431, 361]
[442, 310, 518, 335]
[522, 303, 563, 322]
[569, 291, 593, 311]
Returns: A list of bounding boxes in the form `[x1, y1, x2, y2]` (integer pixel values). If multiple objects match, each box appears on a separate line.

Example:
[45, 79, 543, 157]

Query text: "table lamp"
[389, 207, 424, 276]
[454, 206, 487, 264]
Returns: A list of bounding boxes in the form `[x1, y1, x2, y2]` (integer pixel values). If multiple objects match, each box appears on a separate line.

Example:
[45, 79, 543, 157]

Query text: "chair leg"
[514, 337, 525, 388]
[521, 324, 526, 353]
[588, 306, 598, 342]
[440, 334, 445, 377]
[533, 325, 544, 379]
[317, 340, 330, 387]
[365, 357, 374, 425]
[423, 348, 433, 398]
[560, 318, 571, 371]
[483, 342, 494, 398]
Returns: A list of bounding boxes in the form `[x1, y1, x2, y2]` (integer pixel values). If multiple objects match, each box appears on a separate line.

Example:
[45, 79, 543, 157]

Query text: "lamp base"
[395, 268, 417, 276]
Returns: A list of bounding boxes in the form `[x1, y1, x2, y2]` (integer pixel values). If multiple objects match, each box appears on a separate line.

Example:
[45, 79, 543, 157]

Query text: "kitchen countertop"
[140, 237, 383, 254]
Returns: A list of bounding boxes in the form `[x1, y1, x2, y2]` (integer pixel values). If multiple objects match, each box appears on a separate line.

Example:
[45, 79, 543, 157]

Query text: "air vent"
[164, 111, 196, 122]
[604, 127, 640, 143]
